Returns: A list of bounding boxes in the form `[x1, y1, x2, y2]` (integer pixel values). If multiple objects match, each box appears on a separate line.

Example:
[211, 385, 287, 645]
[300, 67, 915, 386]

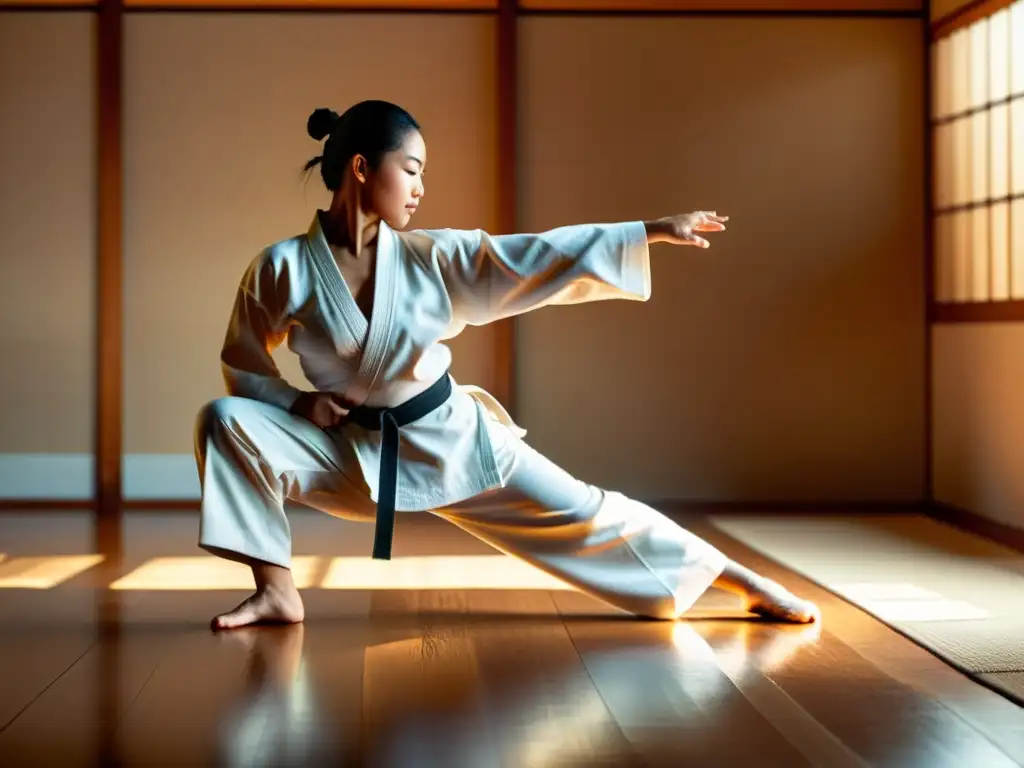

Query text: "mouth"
[405, 203, 418, 212]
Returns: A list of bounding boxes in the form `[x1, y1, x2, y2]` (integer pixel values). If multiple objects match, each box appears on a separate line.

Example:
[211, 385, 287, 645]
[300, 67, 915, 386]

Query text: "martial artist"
[195, 101, 820, 630]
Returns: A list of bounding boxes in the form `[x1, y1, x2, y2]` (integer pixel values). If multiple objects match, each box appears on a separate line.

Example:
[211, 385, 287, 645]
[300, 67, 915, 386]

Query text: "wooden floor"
[1, 509, 1023, 767]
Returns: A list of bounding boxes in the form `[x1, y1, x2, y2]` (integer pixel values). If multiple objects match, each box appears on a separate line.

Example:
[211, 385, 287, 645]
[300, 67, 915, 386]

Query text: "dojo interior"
[4, 0, 1024, 765]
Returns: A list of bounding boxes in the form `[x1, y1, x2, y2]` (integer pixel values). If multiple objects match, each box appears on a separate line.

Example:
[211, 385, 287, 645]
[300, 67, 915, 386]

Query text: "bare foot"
[211, 584, 305, 631]
[746, 579, 820, 624]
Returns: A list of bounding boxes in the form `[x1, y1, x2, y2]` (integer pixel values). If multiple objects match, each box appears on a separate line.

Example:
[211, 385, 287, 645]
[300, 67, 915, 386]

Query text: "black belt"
[344, 372, 453, 560]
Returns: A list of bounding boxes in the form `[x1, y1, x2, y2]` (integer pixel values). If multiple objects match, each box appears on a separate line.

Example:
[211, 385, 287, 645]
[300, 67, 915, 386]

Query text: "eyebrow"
[406, 155, 424, 168]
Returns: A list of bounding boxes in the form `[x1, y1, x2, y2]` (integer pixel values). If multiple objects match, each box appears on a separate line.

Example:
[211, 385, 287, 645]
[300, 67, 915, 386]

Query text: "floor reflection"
[214, 624, 336, 768]
[7, 512, 1021, 767]
[200, 616, 824, 768]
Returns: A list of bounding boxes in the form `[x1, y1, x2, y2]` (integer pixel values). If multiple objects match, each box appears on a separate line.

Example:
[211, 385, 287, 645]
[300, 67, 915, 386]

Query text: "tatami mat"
[710, 514, 1024, 706]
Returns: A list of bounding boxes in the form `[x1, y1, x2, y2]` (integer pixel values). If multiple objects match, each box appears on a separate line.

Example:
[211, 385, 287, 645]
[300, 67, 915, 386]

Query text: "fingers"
[670, 211, 726, 247]
[694, 221, 726, 232]
[694, 211, 728, 231]
[309, 396, 349, 428]
[325, 399, 349, 427]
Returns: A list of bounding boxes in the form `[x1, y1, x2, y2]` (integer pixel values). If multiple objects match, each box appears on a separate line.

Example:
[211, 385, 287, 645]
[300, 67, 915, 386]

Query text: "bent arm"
[220, 253, 304, 411]
[428, 221, 652, 326]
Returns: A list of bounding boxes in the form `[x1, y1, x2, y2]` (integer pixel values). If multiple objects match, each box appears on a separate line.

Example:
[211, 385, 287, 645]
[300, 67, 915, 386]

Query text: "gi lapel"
[351, 222, 398, 405]
[305, 214, 367, 345]
[303, 214, 398, 406]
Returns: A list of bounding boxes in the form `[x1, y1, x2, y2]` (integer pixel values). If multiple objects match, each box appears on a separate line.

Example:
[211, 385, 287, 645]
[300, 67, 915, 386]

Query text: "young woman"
[195, 100, 820, 630]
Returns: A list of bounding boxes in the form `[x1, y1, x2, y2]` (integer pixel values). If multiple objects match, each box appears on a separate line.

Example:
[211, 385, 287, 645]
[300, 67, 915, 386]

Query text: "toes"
[805, 602, 822, 624]
[749, 593, 820, 625]
[787, 600, 820, 625]
[211, 600, 262, 631]
[212, 611, 253, 631]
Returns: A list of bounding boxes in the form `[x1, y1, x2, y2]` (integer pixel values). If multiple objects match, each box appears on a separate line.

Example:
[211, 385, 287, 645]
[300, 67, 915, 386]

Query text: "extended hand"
[290, 392, 350, 429]
[645, 211, 728, 249]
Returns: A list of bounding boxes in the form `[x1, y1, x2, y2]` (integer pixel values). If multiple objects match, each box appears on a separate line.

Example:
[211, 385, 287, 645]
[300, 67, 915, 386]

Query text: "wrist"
[288, 391, 311, 414]
[643, 219, 671, 244]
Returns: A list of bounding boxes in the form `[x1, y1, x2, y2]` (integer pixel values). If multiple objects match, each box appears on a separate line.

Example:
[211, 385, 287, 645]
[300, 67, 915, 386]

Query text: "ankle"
[253, 564, 296, 594]
[714, 559, 769, 598]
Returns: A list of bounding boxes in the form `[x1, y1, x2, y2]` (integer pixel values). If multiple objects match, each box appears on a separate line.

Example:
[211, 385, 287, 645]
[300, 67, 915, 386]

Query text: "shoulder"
[239, 234, 307, 304]
[394, 227, 485, 268]
[261, 234, 305, 271]
[242, 234, 305, 280]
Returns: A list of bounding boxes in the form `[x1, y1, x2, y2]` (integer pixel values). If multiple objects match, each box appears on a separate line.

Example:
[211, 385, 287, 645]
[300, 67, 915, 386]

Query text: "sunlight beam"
[0, 555, 104, 588]
[320, 554, 574, 590]
[109, 556, 325, 590]
[106, 554, 575, 591]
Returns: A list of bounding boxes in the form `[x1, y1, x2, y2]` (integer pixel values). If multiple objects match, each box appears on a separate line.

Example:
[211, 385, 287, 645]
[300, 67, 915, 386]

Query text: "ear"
[351, 154, 368, 184]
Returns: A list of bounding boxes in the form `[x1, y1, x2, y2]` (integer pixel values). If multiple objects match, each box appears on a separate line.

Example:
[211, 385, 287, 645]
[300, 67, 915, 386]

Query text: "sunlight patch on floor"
[832, 581, 991, 622]
[0, 555, 104, 588]
[320, 554, 573, 590]
[105, 554, 575, 591]
[109, 556, 325, 590]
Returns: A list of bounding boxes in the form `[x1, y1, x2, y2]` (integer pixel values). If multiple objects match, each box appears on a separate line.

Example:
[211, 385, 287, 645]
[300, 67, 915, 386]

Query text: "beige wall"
[932, 324, 1024, 532]
[122, 13, 498, 495]
[516, 16, 926, 502]
[0, 9, 930, 504]
[0, 13, 95, 497]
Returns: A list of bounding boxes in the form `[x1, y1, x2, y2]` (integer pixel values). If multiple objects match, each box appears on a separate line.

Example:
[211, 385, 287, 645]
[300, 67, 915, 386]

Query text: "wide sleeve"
[219, 251, 304, 411]
[426, 221, 651, 326]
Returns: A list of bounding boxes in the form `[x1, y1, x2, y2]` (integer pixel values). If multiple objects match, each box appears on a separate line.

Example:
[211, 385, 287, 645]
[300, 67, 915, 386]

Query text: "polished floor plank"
[360, 589, 492, 768]
[115, 623, 311, 765]
[551, 524, 1024, 768]
[748, 620, 1018, 768]
[114, 589, 379, 765]
[0, 626, 98, 735]
[3, 510, 1024, 768]
[691, 520, 1024, 767]
[551, 589, 823, 766]
[812, 594, 1024, 766]
[0, 619, 175, 766]
[555, 612, 817, 767]
[359, 587, 638, 767]
[0, 587, 115, 734]
[0, 529, 125, 738]
[127, 631, 240, 762]
[691, 621, 869, 768]
[457, 590, 639, 768]
[0, 512, 96, 556]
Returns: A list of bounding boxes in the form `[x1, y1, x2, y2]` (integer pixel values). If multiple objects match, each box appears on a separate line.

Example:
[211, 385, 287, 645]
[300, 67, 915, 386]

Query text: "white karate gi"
[194, 213, 727, 619]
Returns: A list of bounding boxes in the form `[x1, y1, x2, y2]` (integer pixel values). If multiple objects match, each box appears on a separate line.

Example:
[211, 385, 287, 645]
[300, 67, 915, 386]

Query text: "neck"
[322, 191, 380, 258]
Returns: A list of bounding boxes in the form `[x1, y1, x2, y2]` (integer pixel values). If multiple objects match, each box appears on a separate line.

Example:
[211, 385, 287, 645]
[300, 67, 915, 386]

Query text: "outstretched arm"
[428, 211, 727, 326]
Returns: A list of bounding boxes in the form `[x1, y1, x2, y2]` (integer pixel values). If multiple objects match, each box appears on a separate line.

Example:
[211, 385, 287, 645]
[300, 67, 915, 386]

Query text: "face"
[357, 129, 426, 229]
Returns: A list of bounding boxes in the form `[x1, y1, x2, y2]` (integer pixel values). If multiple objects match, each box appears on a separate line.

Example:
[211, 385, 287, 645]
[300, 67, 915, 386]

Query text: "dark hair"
[303, 100, 420, 192]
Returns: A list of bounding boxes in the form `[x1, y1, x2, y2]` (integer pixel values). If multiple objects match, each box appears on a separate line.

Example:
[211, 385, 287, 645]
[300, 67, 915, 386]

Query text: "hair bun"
[307, 108, 339, 141]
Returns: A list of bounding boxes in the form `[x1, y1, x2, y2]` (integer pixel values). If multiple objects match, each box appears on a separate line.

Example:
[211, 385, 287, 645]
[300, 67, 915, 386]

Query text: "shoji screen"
[931, 0, 1024, 533]
[933, 3, 1024, 304]
[0, 13, 96, 500]
[122, 13, 498, 499]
